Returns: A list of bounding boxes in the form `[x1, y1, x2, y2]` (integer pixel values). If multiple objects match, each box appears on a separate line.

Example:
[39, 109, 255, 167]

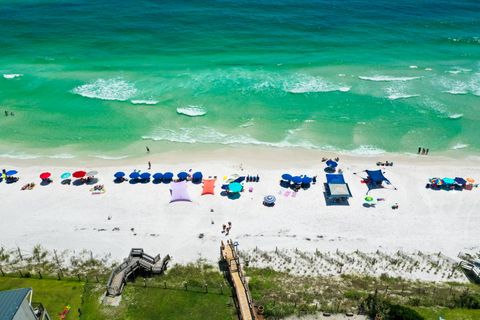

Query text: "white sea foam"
[91, 155, 128, 160]
[131, 100, 159, 105]
[72, 78, 137, 101]
[176, 106, 207, 117]
[452, 143, 469, 150]
[447, 67, 471, 74]
[240, 121, 254, 128]
[48, 153, 75, 159]
[0, 152, 75, 159]
[346, 145, 386, 155]
[3, 74, 22, 79]
[409, 66, 418, 69]
[425, 68, 432, 71]
[284, 75, 350, 93]
[444, 89, 468, 95]
[359, 75, 420, 82]
[448, 113, 463, 119]
[388, 93, 420, 100]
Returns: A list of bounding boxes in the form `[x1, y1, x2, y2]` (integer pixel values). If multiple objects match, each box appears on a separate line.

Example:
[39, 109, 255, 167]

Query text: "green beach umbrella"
[364, 196, 375, 202]
[228, 182, 243, 193]
[61, 172, 71, 179]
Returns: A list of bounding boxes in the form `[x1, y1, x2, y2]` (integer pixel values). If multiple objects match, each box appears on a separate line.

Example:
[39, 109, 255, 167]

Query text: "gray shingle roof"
[0, 288, 31, 320]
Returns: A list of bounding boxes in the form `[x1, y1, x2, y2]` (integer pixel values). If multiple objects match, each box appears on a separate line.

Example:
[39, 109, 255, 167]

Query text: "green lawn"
[414, 307, 480, 320]
[0, 277, 83, 319]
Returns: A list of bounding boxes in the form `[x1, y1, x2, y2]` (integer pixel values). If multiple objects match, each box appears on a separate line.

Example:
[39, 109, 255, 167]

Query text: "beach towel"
[170, 181, 192, 202]
[202, 179, 216, 195]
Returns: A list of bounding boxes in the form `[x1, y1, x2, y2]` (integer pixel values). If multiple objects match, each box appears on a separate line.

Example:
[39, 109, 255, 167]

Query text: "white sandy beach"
[0, 147, 478, 280]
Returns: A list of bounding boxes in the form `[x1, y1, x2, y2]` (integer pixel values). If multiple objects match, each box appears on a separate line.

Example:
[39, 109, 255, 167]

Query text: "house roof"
[0, 288, 31, 320]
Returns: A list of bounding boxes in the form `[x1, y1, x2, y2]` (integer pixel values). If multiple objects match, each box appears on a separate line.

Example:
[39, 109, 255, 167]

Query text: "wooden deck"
[221, 240, 263, 320]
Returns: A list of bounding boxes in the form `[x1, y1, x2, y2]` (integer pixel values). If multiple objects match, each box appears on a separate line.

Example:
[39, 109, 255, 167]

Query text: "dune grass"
[414, 307, 480, 320]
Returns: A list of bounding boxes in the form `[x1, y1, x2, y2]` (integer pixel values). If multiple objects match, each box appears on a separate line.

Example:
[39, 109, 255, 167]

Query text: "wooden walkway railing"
[221, 240, 263, 320]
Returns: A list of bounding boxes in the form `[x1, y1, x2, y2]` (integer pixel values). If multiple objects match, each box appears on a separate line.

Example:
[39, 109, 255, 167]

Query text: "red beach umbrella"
[39, 172, 51, 180]
[72, 171, 86, 179]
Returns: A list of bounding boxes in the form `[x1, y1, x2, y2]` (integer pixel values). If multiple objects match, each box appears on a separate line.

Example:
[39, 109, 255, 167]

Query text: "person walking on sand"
[146, 146, 150, 153]
[148, 161, 151, 170]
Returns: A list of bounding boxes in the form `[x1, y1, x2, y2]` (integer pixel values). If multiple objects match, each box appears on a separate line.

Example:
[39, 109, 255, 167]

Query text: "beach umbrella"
[454, 177, 467, 185]
[466, 178, 475, 184]
[228, 182, 243, 193]
[192, 172, 203, 181]
[302, 176, 313, 184]
[140, 172, 151, 180]
[177, 172, 188, 180]
[364, 196, 375, 202]
[430, 178, 442, 185]
[86, 170, 98, 177]
[61, 172, 71, 179]
[264, 195, 276, 205]
[152, 173, 163, 180]
[326, 160, 338, 168]
[442, 177, 455, 185]
[292, 176, 302, 184]
[129, 172, 140, 179]
[281, 173, 292, 181]
[72, 171, 86, 178]
[163, 172, 174, 180]
[6, 170, 17, 176]
[39, 172, 51, 180]
[114, 171, 125, 178]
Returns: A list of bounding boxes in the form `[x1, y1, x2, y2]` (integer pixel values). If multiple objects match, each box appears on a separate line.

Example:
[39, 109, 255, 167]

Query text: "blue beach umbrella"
[454, 177, 467, 185]
[163, 172, 174, 180]
[228, 182, 243, 193]
[326, 160, 338, 168]
[114, 171, 125, 178]
[281, 174, 292, 181]
[302, 176, 313, 184]
[61, 172, 71, 179]
[177, 172, 188, 180]
[292, 176, 302, 184]
[140, 172, 151, 180]
[192, 172, 203, 181]
[152, 173, 163, 180]
[129, 172, 140, 179]
[6, 170, 17, 176]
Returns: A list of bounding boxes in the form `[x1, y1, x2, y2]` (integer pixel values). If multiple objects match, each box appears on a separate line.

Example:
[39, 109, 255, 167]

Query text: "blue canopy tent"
[366, 170, 389, 184]
[192, 172, 203, 183]
[325, 173, 352, 200]
[114, 171, 125, 178]
[326, 174, 346, 184]
[177, 172, 188, 181]
[163, 172, 174, 183]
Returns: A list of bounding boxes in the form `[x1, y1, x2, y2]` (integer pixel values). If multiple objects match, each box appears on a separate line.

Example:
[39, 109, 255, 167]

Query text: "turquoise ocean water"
[0, 0, 479, 159]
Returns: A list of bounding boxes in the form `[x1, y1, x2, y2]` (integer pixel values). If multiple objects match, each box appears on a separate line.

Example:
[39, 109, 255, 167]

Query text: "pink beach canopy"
[170, 181, 191, 203]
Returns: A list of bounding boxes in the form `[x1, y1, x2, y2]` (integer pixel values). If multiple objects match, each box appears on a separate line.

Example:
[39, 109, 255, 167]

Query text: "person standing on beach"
[146, 146, 150, 153]
[426, 148, 429, 155]
[418, 147, 421, 154]
[148, 161, 151, 170]
[421, 148, 425, 155]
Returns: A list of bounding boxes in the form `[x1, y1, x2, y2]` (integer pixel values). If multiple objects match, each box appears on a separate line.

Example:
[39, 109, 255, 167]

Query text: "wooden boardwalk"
[106, 248, 170, 296]
[221, 240, 263, 320]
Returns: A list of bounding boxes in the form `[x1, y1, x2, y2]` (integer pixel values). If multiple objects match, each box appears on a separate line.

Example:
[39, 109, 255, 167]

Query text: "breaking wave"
[176, 106, 207, 117]
[131, 100, 159, 105]
[72, 78, 137, 101]
[448, 113, 463, 119]
[3, 74, 22, 79]
[359, 75, 420, 82]
[283, 75, 350, 93]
